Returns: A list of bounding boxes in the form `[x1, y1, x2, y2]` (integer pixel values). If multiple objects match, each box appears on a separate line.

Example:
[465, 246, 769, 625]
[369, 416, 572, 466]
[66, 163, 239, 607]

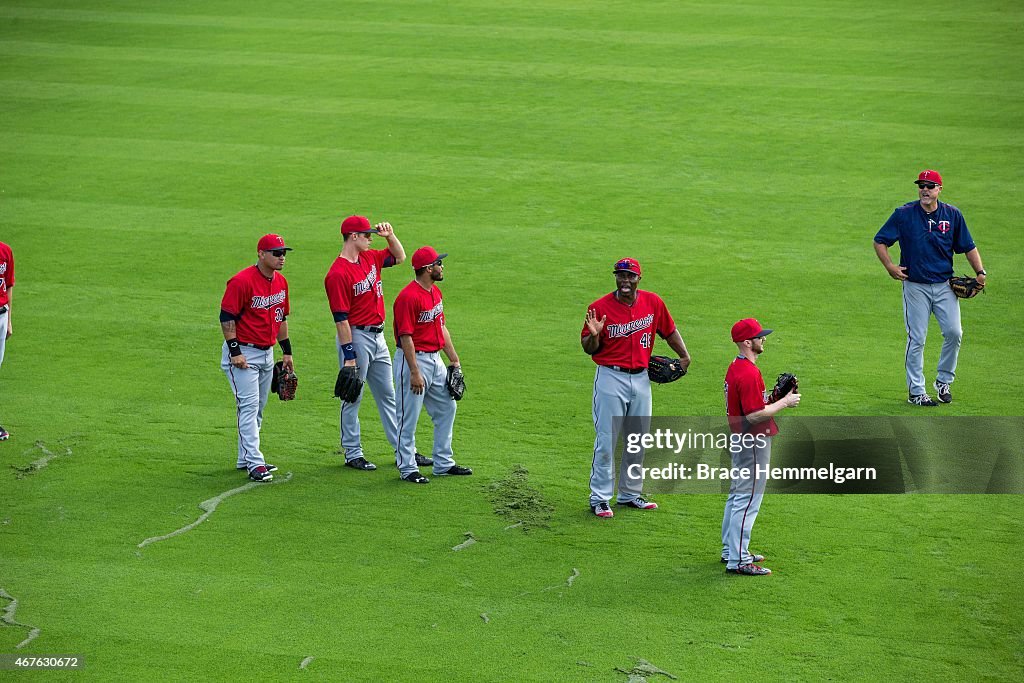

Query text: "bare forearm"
[665, 330, 690, 360]
[386, 234, 406, 264]
[335, 320, 353, 345]
[965, 248, 985, 274]
[581, 334, 600, 355]
[221, 320, 237, 342]
[442, 326, 460, 366]
[399, 335, 419, 374]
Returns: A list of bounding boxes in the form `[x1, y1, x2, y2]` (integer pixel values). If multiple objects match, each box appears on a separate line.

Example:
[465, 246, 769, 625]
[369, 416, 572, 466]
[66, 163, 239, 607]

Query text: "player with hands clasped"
[582, 258, 691, 518]
[873, 170, 987, 406]
[0, 241, 15, 441]
[324, 215, 426, 472]
[722, 318, 800, 576]
[220, 234, 295, 482]
[391, 246, 471, 484]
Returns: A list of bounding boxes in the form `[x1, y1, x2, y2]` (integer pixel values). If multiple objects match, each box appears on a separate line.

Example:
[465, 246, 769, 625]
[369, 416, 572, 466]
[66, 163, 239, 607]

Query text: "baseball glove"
[272, 361, 298, 401]
[446, 365, 466, 401]
[770, 373, 799, 403]
[334, 365, 364, 403]
[949, 275, 985, 299]
[647, 356, 686, 383]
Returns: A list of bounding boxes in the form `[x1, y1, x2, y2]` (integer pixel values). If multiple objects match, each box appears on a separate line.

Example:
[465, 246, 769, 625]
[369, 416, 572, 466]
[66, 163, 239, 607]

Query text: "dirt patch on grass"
[484, 464, 553, 531]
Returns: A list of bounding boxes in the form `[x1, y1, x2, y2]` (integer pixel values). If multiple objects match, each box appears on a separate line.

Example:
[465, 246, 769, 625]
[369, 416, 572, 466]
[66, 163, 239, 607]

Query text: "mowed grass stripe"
[0, 39, 1019, 96]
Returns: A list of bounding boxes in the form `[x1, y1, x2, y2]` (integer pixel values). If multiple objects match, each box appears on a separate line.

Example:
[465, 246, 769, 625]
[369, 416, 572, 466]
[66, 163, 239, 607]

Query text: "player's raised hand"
[375, 222, 393, 238]
[585, 308, 606, 337]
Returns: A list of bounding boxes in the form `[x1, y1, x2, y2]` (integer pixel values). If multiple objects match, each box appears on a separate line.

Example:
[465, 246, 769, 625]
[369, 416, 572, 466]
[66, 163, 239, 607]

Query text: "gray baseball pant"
[393, 350, 456, 477]
[902, 280, 962, 395]
[221, 343, 274, 471]
[722, 436, 772, 569]
[589, 366, 651, 507]
[338, 328, 400, 463]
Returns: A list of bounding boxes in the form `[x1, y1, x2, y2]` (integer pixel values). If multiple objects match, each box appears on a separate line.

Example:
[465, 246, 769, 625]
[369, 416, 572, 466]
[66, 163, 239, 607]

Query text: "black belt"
[607, 365, 646, 374]
[354, 325, 384, 334]
[0, 306, 6, 315]
[416, 350, 440, 355]
[241, 342, 272, 350]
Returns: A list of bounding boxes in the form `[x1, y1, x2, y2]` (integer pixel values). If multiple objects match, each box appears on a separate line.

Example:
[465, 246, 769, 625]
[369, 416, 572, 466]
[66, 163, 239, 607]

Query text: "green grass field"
[2, 0, 1022, 679]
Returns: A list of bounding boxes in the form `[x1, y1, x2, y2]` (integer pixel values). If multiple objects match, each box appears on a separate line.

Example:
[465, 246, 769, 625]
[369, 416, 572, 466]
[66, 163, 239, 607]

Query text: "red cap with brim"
[412, 246, 448, 269]
[613, 257, 642, 276]
[341, 215, 376, 234]
[257, 234, 292, 252]
[916, 170, 943, 186]
[731, 318, 773, 343]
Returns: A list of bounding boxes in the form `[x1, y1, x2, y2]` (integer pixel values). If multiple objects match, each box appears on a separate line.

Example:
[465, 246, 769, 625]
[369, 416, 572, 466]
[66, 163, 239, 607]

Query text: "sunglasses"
[269, 249, 288, 257]
[917, 183, 938, 190]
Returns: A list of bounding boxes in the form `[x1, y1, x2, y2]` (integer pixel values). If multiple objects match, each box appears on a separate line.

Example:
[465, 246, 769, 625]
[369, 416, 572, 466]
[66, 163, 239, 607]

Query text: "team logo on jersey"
[606, 314, 654, 338]
[417, 301, 444, 323]
[353, 265, 379, 297]
[251, 291, 287, 310]
[937, 220, 951, 234]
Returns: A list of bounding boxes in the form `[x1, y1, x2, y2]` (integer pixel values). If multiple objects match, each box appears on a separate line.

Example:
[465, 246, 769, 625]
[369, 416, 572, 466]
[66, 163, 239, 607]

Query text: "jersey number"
[640, 332, 652, 349]
[274, 308, 284, 322]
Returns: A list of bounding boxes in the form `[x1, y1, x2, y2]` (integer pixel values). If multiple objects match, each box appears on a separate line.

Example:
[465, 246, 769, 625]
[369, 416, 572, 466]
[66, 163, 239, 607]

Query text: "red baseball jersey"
[0, 242, 14, 308]
[393, 280, 446, 352]
[324, 249, 396, 326]
[221, 265, 290, 347]
[583, 290, 676, 369]
[724, 357, 777, 436]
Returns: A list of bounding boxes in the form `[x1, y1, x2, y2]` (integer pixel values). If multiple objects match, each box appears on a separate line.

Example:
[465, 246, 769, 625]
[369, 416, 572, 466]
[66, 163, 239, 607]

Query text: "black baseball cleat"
[726, 563, 772, 576]
[415, 452, 434, 467]
[239, 463, 278, 472]
[402, 471, 430, 484]
[248, 465, 273, 483]
[908, 393, 939, 407]
[435, 464, 473, 476]
[933, 381, 953, 404]
[722, 554, 765, 564]
[617, 496, 658, 510]
[0, 425, 9, 441]
[345, 456, 377, 471]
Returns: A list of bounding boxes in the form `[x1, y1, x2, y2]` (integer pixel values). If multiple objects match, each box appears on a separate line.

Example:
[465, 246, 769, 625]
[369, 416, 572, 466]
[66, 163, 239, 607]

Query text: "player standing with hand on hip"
[582, 258, 691, 518]
[324, 215, 432, 472]
[0, 241, 14, 441]
[392, 246, 472, 484]
[220, 234, 295, 482]
[873, 170, 987, 406]
[722, 318, 800, 576]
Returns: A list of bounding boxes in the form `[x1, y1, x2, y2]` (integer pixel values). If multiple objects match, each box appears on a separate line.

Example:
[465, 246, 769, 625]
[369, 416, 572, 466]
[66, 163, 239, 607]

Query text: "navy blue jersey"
[874, 201, 975, 284]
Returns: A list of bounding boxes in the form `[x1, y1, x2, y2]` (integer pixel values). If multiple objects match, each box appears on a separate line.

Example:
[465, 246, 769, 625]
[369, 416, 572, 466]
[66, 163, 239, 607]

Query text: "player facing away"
[873, 170, 987, 406]
[722, 318, 800, 576]
[581, 258, 691, 518]
[324, 215, 435, 472]
[0, 241, 14, 441]
[219, 234, 295, 482]
[391, 246, 472, 484]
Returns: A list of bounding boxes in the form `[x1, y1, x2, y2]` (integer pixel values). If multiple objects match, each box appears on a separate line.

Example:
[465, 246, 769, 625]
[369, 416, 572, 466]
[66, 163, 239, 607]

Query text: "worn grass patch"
[485, 464, 555, 531]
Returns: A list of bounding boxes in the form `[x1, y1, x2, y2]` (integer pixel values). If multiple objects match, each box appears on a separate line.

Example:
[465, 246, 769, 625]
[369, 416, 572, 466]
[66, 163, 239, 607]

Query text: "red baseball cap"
[257, 234, 292, 252]
[412, 246, 448, 269]
[916, 170, 943, 186]
[341, 215, 377, 235]
[613, 257, 642, 276]
[731, 318, 773, 343]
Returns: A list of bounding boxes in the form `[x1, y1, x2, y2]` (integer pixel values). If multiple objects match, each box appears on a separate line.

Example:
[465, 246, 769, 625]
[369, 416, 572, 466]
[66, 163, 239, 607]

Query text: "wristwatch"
[977, 270, 987, 276]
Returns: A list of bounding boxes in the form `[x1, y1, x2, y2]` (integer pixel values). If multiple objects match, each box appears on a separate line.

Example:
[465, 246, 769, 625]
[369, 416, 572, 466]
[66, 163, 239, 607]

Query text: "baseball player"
[0, 241, 14, 441]
[392, 246, 472, 484]
[219, 234, 295, 482]
[325, 215, 436, 471]
[874, 170, 987, 406]
[722, 318, 800, 576]
[581, 258, 691, 518]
